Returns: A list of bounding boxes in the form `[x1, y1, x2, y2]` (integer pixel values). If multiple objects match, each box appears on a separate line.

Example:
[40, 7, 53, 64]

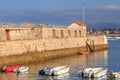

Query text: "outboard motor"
[89, 70, 94, 78]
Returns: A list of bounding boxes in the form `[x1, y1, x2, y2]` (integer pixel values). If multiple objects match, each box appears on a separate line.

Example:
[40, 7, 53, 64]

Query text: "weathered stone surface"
[0, 35, 108, 67]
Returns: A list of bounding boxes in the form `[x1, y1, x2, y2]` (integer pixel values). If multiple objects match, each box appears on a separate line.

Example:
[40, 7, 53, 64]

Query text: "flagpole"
[82, 0, 85, 24]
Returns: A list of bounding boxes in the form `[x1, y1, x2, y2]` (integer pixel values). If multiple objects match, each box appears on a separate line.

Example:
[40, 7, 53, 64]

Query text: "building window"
[6, 30, 9, 40]
[60, 30, 63, 38]
[68, 30, 71, 36]
[74, 30, 77, 38]
[52, 29, 56, 38]
[79, 30, 81, 37]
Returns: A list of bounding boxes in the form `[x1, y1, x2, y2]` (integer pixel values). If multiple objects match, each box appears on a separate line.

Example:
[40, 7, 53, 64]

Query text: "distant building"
[68, 22, 86, 37]
[0, 21, 86, 41]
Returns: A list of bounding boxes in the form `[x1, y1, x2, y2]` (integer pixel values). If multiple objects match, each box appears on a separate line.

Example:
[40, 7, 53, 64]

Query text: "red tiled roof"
[73, 22, 86, 26]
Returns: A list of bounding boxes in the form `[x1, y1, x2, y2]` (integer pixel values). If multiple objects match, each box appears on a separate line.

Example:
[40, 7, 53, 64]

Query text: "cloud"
[99, 5, 120, 10]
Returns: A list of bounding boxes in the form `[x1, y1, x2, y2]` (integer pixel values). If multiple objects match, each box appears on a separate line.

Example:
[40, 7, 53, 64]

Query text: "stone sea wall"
[0, 35, 108, 67]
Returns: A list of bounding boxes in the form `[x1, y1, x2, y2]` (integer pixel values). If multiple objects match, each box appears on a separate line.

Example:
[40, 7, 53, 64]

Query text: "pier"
[0, 22, 108, 67]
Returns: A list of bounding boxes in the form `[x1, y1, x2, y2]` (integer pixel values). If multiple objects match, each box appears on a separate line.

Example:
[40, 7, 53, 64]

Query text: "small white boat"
[108, 71, 120, 78]
[14, 66, 29, 73]
[44, 66, 70, 76]
[107, 36, 120, 41]
[79, 67, 107, 78]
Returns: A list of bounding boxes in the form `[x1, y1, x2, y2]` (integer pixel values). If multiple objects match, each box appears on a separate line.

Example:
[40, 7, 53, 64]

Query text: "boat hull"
[52, 66, 70, 75]
[79, 52, 90, 55]
[108, 72, 120, 78]
[14, 66, 29, 73]
[80, 67, 107, 78]
[40, 66, 70, 76]
[3, 65, 23, 72]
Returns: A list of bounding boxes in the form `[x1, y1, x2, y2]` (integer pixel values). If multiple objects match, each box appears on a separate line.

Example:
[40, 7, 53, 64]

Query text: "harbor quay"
[0, 22, 108, 67]
[0, 35, 108, 67]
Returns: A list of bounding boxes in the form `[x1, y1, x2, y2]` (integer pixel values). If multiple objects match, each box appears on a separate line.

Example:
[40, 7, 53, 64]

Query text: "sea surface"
[0, 40, 120, 80]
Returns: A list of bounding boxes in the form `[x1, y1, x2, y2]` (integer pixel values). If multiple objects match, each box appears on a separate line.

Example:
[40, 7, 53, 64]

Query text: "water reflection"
[36, 73, 69, 80]
[81, 77, 107, 80]
[1, 73, 17, 80]
[86, 50, 108, 67]
[0, 50, 108, 80]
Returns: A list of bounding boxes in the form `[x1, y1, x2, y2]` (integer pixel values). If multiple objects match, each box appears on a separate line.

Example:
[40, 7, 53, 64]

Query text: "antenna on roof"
[1, 19, 5, 25]
[82, 0, 85, 24]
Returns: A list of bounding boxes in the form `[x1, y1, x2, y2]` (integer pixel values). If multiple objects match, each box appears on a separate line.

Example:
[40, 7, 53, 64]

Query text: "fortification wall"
[0, 35, 107, 57]
[0, 35, 108, 67]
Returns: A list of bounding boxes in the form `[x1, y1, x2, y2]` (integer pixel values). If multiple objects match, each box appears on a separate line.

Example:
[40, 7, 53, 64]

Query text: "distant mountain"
[87, 23, 120, 30]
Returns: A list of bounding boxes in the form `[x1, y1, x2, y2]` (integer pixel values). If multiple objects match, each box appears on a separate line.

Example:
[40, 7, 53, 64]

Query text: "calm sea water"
[0, 40, 120, 80]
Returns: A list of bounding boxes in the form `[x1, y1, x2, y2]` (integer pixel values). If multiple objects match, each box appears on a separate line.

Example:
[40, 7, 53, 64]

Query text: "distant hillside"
[87, 23, 120, 30]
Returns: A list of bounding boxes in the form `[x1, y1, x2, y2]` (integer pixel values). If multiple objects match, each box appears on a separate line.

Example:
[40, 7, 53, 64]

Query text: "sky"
[0, 0, 120, 25]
